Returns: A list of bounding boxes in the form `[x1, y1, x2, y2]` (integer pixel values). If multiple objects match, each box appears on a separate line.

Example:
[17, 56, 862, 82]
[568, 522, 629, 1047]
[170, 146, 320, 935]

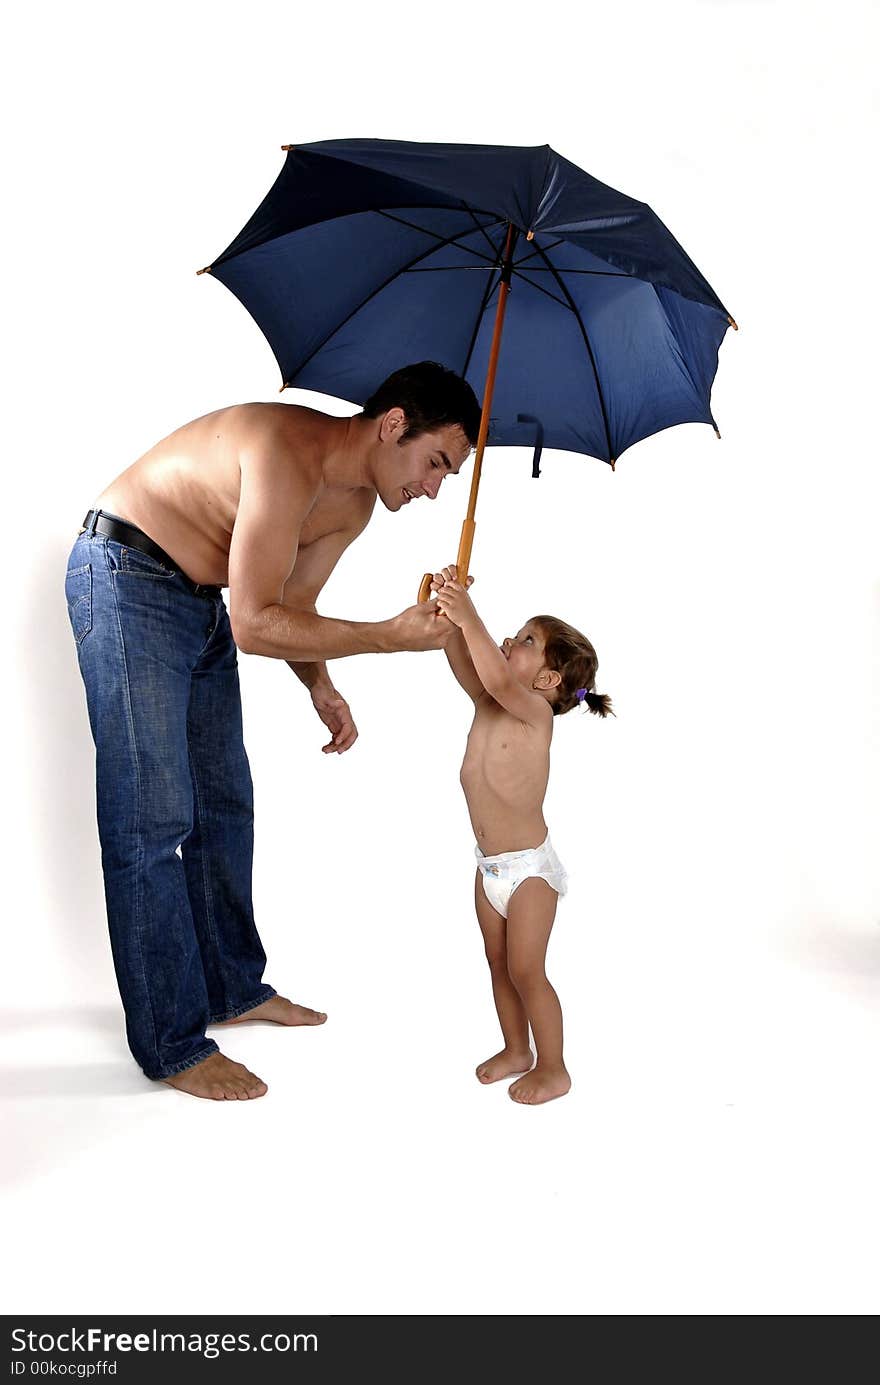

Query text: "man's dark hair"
[363, 362, 482, 447]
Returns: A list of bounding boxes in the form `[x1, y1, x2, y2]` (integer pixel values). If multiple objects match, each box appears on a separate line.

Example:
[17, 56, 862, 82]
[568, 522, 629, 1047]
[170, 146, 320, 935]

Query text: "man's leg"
[182, 597, 273, 1023]
[68, 534, 266, 1094]
[183, 600, 326, 1028]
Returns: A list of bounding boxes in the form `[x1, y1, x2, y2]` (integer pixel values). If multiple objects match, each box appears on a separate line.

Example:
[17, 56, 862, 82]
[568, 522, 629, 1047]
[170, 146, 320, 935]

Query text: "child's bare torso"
[460, 695, 552, 855]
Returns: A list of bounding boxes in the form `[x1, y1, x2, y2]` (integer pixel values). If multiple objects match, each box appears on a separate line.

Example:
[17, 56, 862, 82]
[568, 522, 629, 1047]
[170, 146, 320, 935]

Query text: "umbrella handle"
[417, 518, 476, 603]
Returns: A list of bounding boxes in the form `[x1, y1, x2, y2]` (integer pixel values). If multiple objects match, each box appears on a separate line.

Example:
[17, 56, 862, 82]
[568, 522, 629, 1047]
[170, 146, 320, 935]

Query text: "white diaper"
[474, 833, 568, 919]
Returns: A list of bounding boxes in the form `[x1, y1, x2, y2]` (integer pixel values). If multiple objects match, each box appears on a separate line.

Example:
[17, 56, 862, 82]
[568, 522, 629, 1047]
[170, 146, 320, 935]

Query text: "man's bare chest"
[297, 487, 367, 548]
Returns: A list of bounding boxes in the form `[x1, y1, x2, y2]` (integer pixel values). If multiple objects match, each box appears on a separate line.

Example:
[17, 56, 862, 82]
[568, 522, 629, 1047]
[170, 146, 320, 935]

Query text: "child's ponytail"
[578, 688, 615, 719]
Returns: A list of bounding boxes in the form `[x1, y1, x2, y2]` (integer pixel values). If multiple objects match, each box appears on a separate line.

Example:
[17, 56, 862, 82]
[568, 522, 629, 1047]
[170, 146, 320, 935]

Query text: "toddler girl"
[432, 567, 612, 1104]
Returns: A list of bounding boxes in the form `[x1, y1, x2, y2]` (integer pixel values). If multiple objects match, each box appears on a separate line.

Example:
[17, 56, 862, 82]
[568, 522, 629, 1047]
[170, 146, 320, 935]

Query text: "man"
[65, 362, 480, 1100]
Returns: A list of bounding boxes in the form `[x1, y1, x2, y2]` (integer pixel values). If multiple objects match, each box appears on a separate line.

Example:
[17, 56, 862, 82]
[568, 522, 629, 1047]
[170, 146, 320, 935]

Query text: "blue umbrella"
[199, 138, 735, 592]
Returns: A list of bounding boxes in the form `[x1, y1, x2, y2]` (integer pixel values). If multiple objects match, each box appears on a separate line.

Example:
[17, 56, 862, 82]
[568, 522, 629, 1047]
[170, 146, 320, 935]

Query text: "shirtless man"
[64, 362, 480, 1100]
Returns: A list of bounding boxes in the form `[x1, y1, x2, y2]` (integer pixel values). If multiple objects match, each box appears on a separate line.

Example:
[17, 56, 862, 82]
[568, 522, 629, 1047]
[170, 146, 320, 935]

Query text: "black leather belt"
[80, 510, 222, 597]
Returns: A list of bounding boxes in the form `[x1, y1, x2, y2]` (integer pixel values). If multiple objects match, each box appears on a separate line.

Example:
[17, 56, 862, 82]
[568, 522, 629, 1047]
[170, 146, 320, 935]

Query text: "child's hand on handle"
[430, 564, 475, 595]
[434, 574, 477, 630]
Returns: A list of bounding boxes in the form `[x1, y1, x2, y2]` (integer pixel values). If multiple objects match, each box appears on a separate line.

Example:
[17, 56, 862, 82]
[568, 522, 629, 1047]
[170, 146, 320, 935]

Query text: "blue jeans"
[65, 525, 275, 1079]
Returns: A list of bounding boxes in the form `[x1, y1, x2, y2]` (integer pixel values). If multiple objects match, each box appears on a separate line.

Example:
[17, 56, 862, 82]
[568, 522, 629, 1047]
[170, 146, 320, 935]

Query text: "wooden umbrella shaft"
[417, 222, 517, 602]
[455, 222, 517, 582]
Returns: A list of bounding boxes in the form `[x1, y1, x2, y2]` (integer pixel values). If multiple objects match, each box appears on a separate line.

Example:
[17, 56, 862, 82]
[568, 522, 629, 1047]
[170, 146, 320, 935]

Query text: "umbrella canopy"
[201, 138, 735, 468]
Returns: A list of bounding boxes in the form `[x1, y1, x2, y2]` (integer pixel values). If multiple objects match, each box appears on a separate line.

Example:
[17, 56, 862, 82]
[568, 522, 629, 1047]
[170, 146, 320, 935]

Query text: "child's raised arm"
[431, 567, 485, 702]
[434, 579, 548, 726]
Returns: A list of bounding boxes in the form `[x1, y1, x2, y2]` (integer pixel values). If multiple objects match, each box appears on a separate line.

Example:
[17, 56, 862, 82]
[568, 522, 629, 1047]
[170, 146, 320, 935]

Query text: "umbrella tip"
[526, 230, 535, 241]
[610, 457, 616, 472]
[713, 424, 722, 439]
[196, 265, 212, 276]
[727, 315, 739, 330]
[281, 144, 295, 151]
[279, 382, 289, 393]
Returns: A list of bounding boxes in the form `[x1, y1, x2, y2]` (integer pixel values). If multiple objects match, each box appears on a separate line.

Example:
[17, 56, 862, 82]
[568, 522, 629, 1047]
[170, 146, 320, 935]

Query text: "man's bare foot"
[476, 1047, 534, 1084]
[508, 1064, 571, 1105]
[213, 995, 327, 1027]
[163, 1052, 268, 1101]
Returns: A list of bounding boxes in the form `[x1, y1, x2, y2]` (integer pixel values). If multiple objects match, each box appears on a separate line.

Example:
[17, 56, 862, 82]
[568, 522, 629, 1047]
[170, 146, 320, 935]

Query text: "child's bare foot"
[508, 1064, 571, 1105]
[213, 995, 327, 1027]
[476, 1047, 534, 1084]
[163, 1052, 268, 1101]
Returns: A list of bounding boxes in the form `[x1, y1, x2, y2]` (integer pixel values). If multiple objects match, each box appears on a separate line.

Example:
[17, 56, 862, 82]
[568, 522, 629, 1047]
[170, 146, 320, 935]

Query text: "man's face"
[377, 411, 471, 511]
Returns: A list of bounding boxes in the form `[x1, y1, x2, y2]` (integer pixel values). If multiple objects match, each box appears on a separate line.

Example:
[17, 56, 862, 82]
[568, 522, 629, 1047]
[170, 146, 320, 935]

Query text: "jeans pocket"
[65, 563, 93, 644]
[118, 544, 176, 579]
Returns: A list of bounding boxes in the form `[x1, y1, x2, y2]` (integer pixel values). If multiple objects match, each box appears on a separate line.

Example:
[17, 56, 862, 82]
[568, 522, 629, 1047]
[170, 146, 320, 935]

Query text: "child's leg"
[505, 878, 571, 1105]
[474, 870, 534, 1083]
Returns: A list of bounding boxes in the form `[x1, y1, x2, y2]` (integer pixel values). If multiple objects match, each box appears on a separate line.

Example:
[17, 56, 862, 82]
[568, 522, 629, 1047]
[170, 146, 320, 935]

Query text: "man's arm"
[227, 428, 450, 660]
[281, 520, 372, 753]
[281, 519, 374, 696]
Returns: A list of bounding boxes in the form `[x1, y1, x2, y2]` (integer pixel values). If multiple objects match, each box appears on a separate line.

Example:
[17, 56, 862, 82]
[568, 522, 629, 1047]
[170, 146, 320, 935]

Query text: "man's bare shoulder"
[228, 401, 327, 447]
[229, 402, 338, 485]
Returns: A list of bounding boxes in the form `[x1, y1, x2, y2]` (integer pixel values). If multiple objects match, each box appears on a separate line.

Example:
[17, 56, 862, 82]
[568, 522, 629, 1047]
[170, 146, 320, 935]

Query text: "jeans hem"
[206, 985, 277, 1026]
[147, 1039, 220, 1082]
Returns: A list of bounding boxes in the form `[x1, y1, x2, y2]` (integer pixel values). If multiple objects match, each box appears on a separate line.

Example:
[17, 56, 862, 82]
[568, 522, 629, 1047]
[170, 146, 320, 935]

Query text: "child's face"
[501, 621, 552, 689]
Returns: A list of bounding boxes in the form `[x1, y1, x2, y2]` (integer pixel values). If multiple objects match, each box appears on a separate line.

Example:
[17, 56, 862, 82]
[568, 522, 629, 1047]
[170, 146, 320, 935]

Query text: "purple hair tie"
[576, 688, 587, 703]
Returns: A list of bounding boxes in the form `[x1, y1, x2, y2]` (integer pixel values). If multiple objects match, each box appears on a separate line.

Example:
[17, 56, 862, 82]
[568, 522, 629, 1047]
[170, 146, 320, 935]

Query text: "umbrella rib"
[460, 269, 502, 381]
[511, 266, 633, 278]
[507, 269, 570, 311]
[463, 204, 503, 259]
[514, 239, 565, 267]
[650, 283, 703, 403]
[405, 264, 571, 309]
[376, 209, 502, 266]
[529, 243, 615, 463]
[516, 236, 634, 279]
[287, 216, 506, 382]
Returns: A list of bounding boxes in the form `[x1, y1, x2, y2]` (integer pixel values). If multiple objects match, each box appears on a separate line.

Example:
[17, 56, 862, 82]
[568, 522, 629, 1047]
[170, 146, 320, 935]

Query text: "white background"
[3, 0, 878, 1315]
